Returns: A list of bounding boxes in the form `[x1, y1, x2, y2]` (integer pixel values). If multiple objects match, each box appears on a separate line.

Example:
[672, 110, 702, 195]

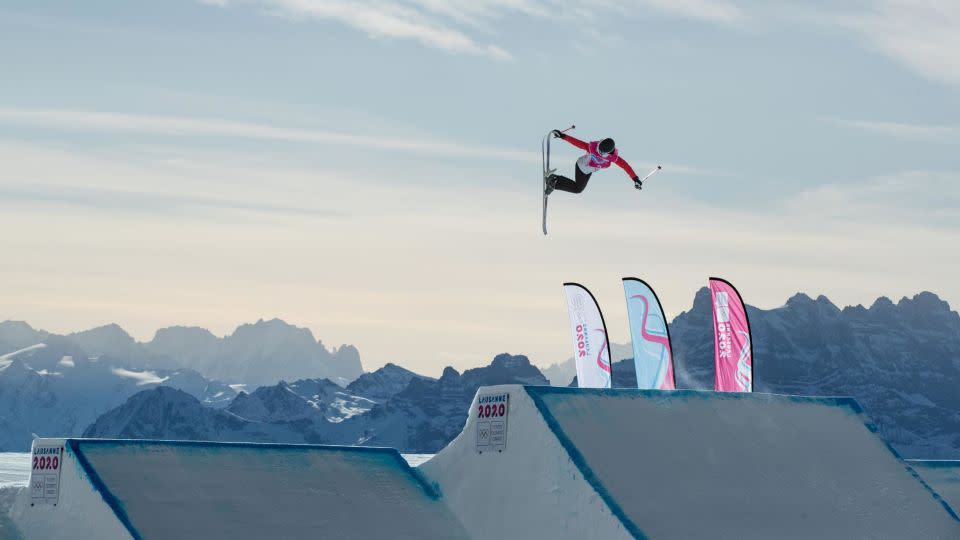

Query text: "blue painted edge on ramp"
[68, 438, 443, 540]
[523, 385, 960, 534]
[69, 439, 144, 540]
[907, 460, 960, 470]
[852, 429, 960, 520]
[524, 387, 650, 540]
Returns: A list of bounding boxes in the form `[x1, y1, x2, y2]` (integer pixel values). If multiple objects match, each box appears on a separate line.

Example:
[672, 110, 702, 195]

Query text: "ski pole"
[545, 125, 574, 142]
[640, 165, 662, 183]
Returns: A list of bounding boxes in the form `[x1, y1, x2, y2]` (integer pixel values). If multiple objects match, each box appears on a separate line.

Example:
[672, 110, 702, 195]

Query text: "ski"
[542, 132, 553, 235]
[541, 125, 574, 235]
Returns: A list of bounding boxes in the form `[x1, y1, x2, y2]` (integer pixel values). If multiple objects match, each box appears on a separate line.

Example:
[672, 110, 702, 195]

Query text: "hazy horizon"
[4, 286, 954, 377]
[2, 1, 957, 376]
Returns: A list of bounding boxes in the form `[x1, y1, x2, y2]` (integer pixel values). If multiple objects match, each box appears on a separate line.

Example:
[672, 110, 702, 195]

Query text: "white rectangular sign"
[476, 392, 509, 453]
[30, 444, 64, 506]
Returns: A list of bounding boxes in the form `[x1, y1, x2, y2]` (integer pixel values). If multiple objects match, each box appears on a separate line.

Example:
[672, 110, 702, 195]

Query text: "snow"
[57, 356, 75, 368]
[0, 454, 29, 537]
[421, 385, 633, 539]
[401, 454, 434, 467]
[0, 454, 30, 488]
[109, 367, 168, 386]
[421, 385, 960, 539]
[894, 390, 937, 408]
[7, 386, 960, 538]
[0, 344, 47, 361]
[0, 485, 26, 540]
[0, 344, 47, 370]
[909, 460, 960, 515]
[10, 440, 469, 539]
[10, 442, 132, 540]
[327, 393, 376, 422]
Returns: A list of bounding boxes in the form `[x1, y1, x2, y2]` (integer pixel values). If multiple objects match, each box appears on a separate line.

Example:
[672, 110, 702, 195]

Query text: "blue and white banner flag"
[623, 278, 675, 390]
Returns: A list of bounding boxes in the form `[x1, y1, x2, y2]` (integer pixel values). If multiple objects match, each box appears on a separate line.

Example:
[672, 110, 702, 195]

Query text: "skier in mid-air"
[545, 130, 644, 195]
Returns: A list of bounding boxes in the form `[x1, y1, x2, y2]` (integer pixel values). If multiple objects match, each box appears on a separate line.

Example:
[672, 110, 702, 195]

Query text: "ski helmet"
[598, 138, 616, 155]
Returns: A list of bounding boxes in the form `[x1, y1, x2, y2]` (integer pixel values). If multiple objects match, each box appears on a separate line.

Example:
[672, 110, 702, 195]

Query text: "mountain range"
[0, 318, 361, 388]
[0, 334, 236, 451]
[567, 289, 960, 459]
[670, 289, 960, 458]
[4, 289, 960, 458]
[84, 354, 546, 453]
[0, 318, 362, 451]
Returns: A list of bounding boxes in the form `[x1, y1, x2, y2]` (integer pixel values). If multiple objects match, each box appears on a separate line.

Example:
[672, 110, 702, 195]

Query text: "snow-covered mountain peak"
[227, 382, 316, 423]
[0, 320, 45, 351]
[0, 343, 47, 364]
[110, 367, 169, 386]
[346, 363, 431, 402]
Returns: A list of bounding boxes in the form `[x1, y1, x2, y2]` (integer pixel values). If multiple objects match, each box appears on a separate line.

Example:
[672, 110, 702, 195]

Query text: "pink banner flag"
[709, 278, 753, 392]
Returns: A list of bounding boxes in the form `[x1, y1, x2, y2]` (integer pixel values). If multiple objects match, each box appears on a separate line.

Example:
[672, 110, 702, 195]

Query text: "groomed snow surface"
[909, 460, 960, 515]
[420, 385, 960, 539]
[6, 386, 960, 539]
[0, 454, 30, 488]
[0, 454, 30, 539]
[10, 440, 467, 540]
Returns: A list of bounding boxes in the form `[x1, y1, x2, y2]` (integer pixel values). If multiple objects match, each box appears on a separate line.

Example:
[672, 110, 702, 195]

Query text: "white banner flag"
[563, 283, 612, 388]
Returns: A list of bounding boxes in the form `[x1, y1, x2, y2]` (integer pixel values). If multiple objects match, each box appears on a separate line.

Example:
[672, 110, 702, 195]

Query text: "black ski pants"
[552, 164, 592, 194]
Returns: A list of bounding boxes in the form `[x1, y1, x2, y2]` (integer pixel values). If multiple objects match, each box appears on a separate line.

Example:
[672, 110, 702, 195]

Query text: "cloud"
[201, 0, 748, 59]
[111, 367, 169, 386]
[0, 107, 712, 175]
[197, 1, 955, 85]
[0, 183, 342, 220]
[639, 0, 743, 25]
[2, 141, 957, 375]
[825, 117, 960, 142]
[223, 0, 513, 60]
[787, 170, 960, 228]
[0, 107, 539, 162]
[831, 1, 960, 85]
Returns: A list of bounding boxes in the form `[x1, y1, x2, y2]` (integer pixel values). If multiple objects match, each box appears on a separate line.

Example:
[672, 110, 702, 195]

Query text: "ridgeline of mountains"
[0, 318, 363, 387]
[2, 289, 959, 459]
[0, 318, 361, 452]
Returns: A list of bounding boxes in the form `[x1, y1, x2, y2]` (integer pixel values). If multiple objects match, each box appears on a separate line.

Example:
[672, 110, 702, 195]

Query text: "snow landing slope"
[10, 439, 468, 540]
[9, 386, 960, 539]
[420, 385, 960, 540]
[909, 460, 960, 515]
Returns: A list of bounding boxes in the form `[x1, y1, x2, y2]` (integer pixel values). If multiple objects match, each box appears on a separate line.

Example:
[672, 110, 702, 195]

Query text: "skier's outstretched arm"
[553, 131, 589, 151]
[615, 156, 644, 190]
[615, 156, 639, 181]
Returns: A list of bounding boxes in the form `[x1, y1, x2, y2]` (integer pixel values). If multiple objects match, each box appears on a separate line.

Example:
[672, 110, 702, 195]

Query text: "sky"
[1, 1, 958, 376]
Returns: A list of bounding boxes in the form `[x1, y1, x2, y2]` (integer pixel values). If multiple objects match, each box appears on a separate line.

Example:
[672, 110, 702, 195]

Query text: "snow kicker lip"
[524, 386, 959, 538]
[15, 388, 960, 539]
[17, 438, 469, 540]
[422, 384, 960, 540]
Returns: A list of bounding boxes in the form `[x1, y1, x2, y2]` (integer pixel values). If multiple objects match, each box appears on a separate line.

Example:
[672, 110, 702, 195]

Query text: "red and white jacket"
[558, 134, 638, 180]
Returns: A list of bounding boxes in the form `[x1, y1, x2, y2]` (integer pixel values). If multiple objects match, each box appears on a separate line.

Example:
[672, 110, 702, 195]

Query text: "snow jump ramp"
[909, 460, 960, 517]
[11, 439, 469, 540]
[420, 385, 960, 539]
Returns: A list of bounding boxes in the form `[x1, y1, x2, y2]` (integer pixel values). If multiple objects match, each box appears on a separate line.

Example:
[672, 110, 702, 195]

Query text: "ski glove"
[551, 129, 565, 139]
[633, 177, 643, 190]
